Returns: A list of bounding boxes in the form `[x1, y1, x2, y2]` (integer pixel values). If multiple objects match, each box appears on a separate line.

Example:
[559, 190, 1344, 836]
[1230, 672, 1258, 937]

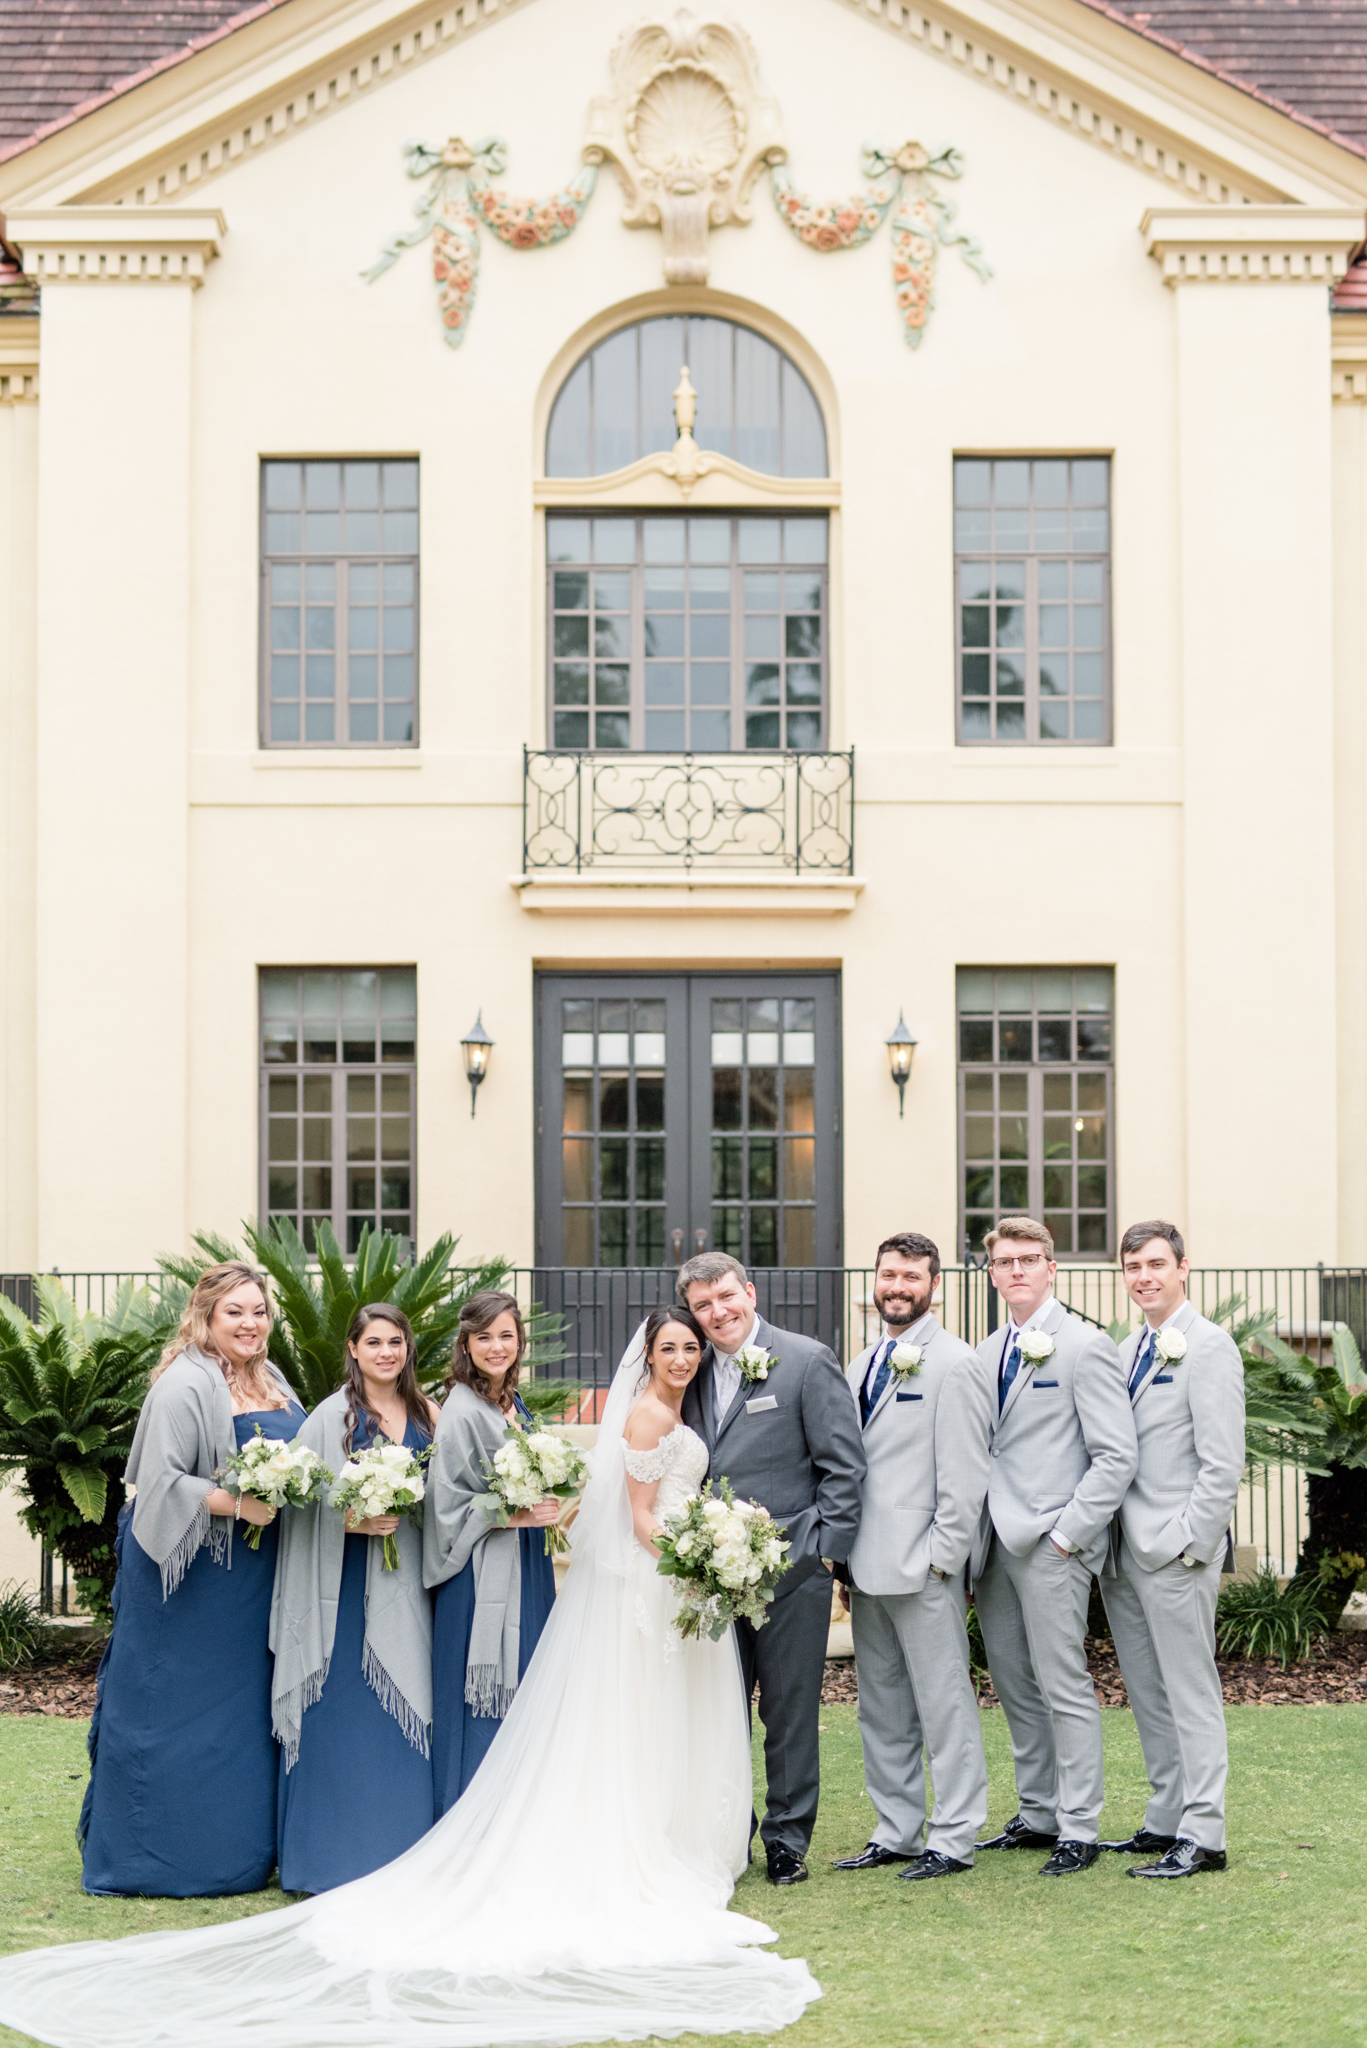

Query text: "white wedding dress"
[0, 1337, 820, 2048]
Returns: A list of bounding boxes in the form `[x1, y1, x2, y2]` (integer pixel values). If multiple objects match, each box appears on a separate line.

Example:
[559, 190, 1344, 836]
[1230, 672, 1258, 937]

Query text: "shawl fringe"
[273, 1661, 330, 1774]
[464, 1661, 517, 1721]
[160, 1501, 214, 1600]
[363, 1639, 432, 1756]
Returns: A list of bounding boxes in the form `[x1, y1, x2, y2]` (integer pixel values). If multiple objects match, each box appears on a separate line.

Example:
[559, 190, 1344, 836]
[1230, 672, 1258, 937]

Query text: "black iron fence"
[522, 747, 856, 873]
[9, 1259, 1359, 1598]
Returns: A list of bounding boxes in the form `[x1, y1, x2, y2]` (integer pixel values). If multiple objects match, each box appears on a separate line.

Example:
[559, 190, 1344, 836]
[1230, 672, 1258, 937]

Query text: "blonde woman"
[80, 1262, 304, 1898]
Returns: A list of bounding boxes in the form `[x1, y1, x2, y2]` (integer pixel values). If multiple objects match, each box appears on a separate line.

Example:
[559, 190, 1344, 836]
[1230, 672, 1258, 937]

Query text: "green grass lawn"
[3, 1703, 1365, 2048]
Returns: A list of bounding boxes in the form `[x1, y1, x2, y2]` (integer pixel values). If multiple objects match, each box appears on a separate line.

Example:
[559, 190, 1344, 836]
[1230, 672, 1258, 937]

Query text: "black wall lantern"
[885, 1012, 917, 1118]
[461, 1012, 493, 1118]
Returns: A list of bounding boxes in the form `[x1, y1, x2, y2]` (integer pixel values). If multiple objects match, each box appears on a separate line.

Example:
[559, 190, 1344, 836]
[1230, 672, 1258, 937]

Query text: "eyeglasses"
[989, 1253, 1047, 1273]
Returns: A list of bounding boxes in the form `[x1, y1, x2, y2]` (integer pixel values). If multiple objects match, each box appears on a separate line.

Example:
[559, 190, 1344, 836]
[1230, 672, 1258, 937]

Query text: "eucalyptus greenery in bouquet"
[655, 1478, 791, 1641]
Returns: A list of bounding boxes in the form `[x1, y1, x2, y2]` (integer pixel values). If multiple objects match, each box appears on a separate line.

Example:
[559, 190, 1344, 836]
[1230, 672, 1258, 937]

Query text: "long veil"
[0, 1325, 820, 2048]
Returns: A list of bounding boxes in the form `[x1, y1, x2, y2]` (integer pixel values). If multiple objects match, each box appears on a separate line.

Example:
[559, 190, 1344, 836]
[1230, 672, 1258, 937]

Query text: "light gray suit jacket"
[844, 1312, 993, 1597]
[681, 1313, 865, 1597]
[1112, 1301, 1245, 1572]
[972, 1298, 1137, 1579]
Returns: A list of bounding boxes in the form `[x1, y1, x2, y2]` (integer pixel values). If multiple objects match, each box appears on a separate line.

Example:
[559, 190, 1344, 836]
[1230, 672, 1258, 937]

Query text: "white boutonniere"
[733, 1344, 775, 1386]
[1155, 1330, 1187, 1365]
[1019, 1331, 1055, 1366]
[888, 1342, 923, 1381]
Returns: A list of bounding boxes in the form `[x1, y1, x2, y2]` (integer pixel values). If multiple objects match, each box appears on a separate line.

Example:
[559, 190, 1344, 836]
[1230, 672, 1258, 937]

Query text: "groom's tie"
[998, 1333, 1022, 1414]
[1128, 1330, 1157, 1399]
[861, 1338, 896, 1425]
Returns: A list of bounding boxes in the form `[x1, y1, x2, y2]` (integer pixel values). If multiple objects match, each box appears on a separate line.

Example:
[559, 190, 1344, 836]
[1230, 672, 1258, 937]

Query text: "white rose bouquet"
[655, 1478, 791, 1641]
[217, 1429, 334, 1551]
[330, 1438, 432, 1570]
[480, 1427, 588, 1555]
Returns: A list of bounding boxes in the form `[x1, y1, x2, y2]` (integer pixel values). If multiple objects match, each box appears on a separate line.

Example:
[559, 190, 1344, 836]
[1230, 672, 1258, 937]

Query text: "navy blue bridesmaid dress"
[431, 1392, 557, 1817]
[80, 1400, 307, 1897]
[276, 1411, 435, 1894]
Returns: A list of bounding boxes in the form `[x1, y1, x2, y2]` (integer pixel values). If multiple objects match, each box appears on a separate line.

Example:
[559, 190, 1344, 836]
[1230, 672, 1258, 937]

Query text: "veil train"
[0, 1326, 820, 2048]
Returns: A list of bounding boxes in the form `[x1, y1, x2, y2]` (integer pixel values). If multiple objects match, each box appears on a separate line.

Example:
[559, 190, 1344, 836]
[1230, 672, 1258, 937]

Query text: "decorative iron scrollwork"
[523, 748, 854, 874]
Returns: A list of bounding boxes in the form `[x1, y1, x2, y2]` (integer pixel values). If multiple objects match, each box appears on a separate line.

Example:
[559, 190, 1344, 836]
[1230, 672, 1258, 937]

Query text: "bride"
[0, 1305, 820, 2048]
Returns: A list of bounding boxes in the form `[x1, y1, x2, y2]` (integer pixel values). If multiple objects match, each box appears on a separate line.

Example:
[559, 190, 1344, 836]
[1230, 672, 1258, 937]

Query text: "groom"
[679, 1251, 865, 1887]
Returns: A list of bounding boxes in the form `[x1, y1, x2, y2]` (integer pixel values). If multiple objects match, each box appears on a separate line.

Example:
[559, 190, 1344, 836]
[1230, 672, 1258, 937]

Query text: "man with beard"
[831, 1233, 994, 1882]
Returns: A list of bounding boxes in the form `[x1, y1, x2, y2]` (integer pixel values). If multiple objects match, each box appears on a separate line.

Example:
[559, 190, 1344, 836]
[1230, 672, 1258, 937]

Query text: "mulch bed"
[820, 1634, 1367, 1708]
[6, 1634, 1367, 1718]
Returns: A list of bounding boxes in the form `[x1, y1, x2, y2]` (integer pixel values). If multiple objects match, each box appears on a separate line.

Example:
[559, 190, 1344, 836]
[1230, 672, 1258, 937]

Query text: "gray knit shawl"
[423, 1382, 523, 1720]
[269, 1389, 433, 1770]
[125, 1345, 296, 1599]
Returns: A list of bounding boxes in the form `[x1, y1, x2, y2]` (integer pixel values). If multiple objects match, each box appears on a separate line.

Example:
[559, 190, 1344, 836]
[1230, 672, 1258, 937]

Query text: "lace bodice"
[623, 1423, 710, 1526]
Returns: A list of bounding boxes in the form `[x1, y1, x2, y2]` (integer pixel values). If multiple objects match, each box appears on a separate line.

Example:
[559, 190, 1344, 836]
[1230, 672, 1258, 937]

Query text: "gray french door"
[535, 972, 841, 1269]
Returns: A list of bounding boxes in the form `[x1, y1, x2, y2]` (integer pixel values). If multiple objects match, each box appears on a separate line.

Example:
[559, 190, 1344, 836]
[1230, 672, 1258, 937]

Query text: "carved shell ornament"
[361, 12, 989, 346]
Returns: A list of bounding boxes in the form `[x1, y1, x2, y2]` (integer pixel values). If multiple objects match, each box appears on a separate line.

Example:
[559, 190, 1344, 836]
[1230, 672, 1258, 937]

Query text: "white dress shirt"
[712, 1311, 758, 1433]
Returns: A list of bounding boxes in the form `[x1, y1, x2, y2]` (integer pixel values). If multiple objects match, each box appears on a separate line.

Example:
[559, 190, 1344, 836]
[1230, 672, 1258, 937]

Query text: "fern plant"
[0, 1277, 161, 1616]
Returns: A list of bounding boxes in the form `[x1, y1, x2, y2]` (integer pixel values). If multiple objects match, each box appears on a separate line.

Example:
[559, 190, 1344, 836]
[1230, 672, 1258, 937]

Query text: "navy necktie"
[998, 1333, 1023, 1414]
[1128, 1330, 1156, 1399]
[861, 1338, 896, 1425]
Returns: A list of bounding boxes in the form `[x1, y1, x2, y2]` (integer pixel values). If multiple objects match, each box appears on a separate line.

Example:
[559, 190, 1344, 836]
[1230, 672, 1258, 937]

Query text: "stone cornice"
[7, 206, 225, 284]
[1332, 312, 1367, 401]
[1142, 205, 1364, 282]
[511, 871, 866, 917]
[0, 316, 39, 400]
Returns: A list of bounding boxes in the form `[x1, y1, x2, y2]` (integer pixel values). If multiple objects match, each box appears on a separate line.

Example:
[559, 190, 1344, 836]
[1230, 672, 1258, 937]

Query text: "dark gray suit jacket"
[681, 1314, 865, 1599]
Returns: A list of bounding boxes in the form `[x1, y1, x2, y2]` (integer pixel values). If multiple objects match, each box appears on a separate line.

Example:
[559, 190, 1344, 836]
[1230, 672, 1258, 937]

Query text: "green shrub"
[0, 1577, 48, 1671]
[1216, 1564, 1335, 1666]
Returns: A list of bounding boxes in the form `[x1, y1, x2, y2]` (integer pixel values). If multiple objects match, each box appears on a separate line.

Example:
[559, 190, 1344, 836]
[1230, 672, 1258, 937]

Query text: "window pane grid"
[957, 967, 1114, 1259]
[262, 460, 418, 748]
[954, 458, 1110, 747]
[710, 996, 816, 1267]
[561, 997, 668, 1266]
[548, 514, 827, 751]
[261, 968, 416, 1252]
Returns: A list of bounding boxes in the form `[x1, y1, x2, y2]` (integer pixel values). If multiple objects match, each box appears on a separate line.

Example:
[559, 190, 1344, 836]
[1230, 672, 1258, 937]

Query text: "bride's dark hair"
[637, 1305, 708, 1390]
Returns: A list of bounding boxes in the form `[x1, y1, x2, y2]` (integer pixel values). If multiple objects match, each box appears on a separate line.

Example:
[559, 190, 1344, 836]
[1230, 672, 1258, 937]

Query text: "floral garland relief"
[363, 135, 599, 347]
[771, 142, 990, 348]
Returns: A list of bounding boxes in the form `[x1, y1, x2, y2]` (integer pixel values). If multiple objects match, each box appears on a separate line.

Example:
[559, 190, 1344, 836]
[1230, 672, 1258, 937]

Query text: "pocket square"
[1151, 1374, 1174, 1384]
[745, 1395, 778, 1414]
[895, 1391, 923, 1402]
[1032, 1380, 1059, 1389]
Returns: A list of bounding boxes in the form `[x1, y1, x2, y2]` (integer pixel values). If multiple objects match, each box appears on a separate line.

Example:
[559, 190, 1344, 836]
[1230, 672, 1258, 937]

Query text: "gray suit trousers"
[735, 1571, 833, 1857]
[975, 1533, 1103, 1841]
[1100, 1537, 1227, 1849]
[850, 1576, 988, 1863]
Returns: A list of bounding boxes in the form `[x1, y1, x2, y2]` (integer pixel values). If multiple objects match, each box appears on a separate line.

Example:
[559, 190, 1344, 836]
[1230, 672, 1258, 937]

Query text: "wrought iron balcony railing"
[522, 748, 855, 875]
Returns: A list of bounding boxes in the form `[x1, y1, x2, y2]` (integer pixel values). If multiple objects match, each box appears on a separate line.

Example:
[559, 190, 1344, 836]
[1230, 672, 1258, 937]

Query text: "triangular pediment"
[1, 0, 1365, 221]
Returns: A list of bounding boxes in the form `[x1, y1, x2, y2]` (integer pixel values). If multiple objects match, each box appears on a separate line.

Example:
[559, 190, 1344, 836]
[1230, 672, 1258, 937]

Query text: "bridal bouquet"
[655, 1479, 791, 1640]
[217, 1430, 334, 1550]
[480, 1427, 588, 1555]
[330, 1439, 431, 1570]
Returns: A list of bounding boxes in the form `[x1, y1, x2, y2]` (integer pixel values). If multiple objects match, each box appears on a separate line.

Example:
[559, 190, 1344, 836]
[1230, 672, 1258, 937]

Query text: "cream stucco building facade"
[1, 0, 1366, 1344]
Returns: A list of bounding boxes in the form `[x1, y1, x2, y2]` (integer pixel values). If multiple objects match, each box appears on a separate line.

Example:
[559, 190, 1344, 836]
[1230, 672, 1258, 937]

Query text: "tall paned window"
[560, 995, 668, 1266]
[710, 996, 816, 1266]
[954, 458, 1110, 746]
[957, 968, 1114, 1258]
[547, 514, 827, 751]
[261, 461, 419, 747]
[261, 969, 416, 1250]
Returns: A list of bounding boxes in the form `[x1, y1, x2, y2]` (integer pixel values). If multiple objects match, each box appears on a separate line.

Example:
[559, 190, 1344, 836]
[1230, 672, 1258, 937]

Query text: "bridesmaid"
[425, 1289, 558, 1816]
[81, 1262, 304, 1896]
[272, 1303, 439, 1893]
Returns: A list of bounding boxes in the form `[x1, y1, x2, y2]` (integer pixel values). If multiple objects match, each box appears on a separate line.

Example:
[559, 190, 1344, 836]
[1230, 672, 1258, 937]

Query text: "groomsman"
[971, 1217, 1137, 1875]
[1099, 1220, 1244, 1878]
[832, 1233, 994, 1881]
[679, 1251, 865, 1887]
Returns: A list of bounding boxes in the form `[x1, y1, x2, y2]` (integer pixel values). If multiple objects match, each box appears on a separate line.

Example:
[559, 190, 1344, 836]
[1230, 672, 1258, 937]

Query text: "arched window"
[546, 316, 827, 478]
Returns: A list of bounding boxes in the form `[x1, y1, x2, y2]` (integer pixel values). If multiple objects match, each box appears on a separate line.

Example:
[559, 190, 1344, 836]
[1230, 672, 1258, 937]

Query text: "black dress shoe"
[898, 1851, 971, 1882]
[1128, 1838, 1227, 1879]
[831, 1842, 911, 1871]
[978, 1814, 1060, 1851]
[1099, 1829, 1179, 1854]
[766, 1847, 809, 1886]
[1039, 1839, 1102, 1876]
